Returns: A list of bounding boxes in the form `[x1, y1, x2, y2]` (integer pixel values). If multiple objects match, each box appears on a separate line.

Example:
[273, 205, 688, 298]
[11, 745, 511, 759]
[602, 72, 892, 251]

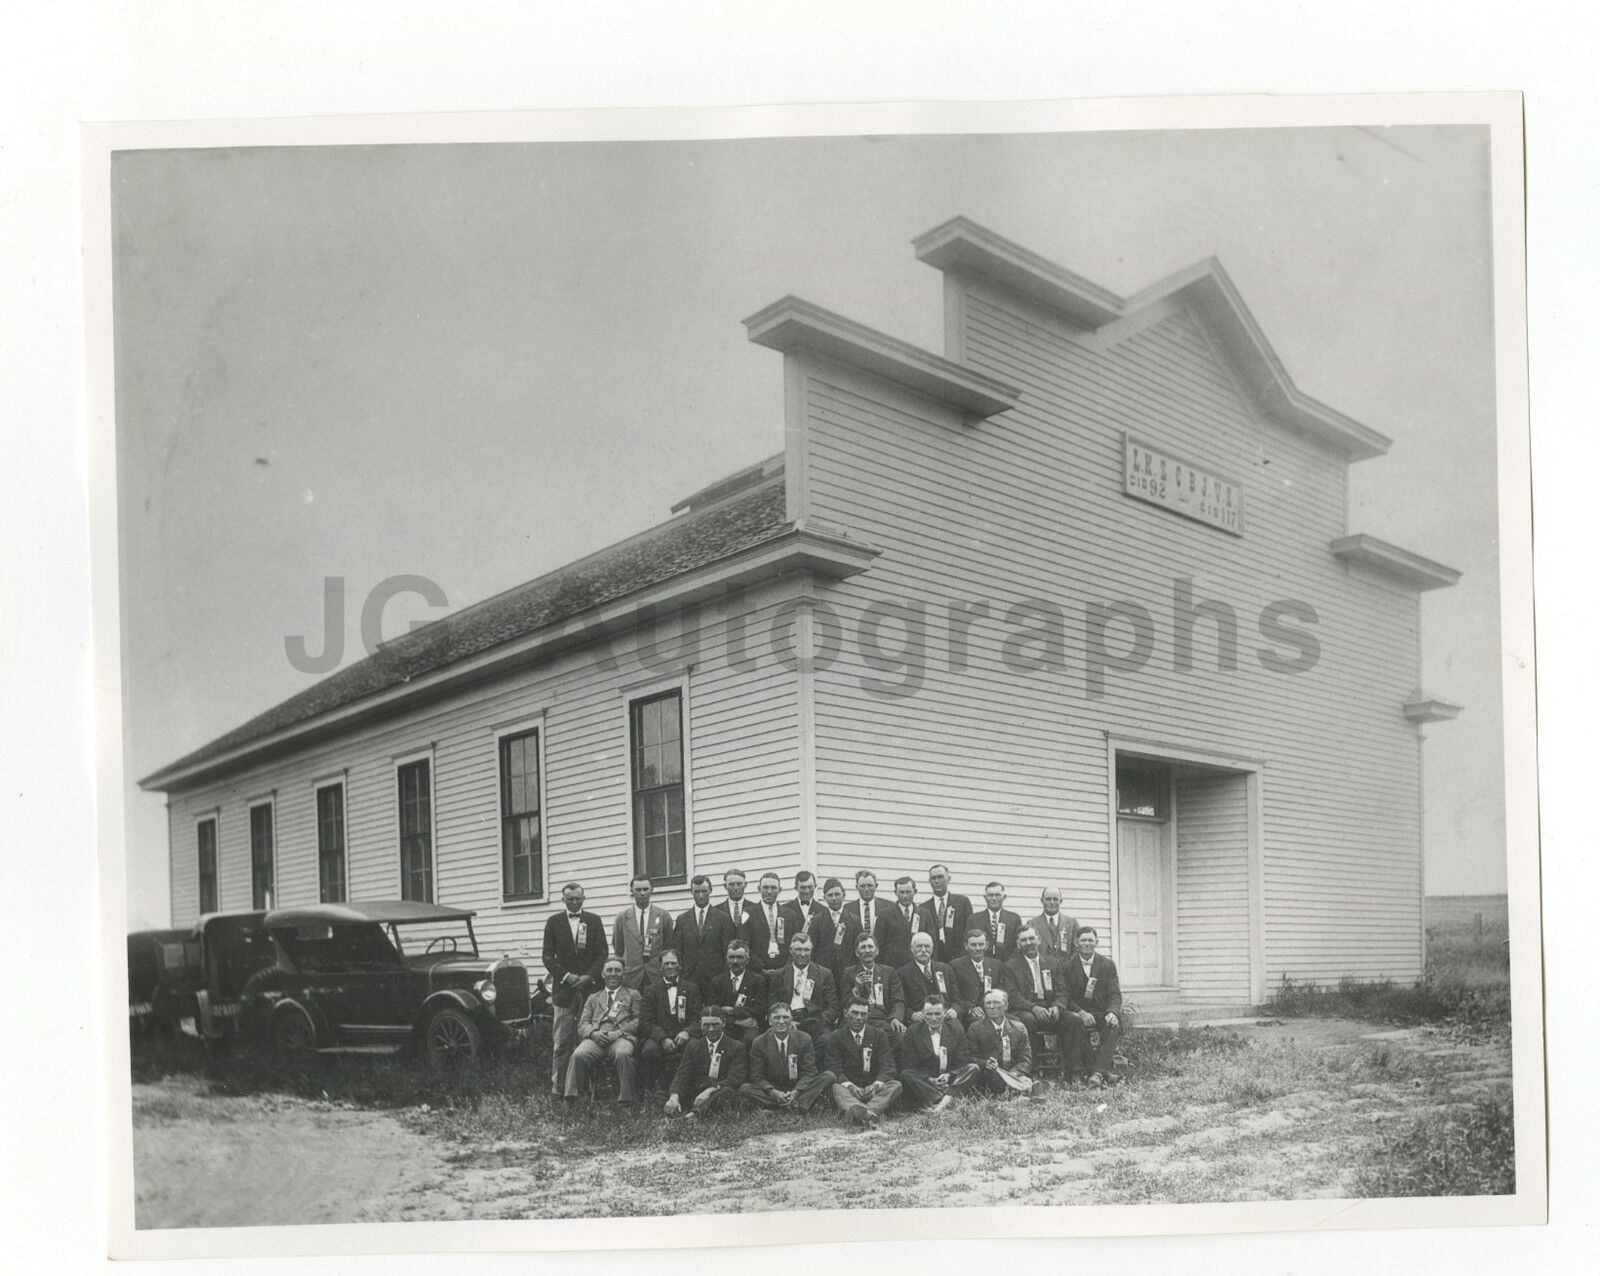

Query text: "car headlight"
[476, 979, 498, 1003]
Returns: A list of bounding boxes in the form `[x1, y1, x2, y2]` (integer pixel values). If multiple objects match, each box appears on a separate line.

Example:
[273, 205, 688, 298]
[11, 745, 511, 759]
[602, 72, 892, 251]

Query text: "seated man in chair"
[1062, 926, 1126, 1086]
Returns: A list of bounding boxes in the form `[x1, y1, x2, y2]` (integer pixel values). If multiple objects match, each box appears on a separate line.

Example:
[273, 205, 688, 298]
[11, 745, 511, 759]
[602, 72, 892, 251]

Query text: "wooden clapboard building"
[142, 218, 1460, 1012]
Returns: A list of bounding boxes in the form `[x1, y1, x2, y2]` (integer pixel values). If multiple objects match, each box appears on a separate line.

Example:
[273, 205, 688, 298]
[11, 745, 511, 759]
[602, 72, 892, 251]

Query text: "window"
[1116, 763, 1170, 820]
[249, 802, 275, 908]
[630, 689, 686, 883]
[316, 783, 346, 903]
[397, 759, 433, 902]
[499, 729, 543, 900]
[197, 818, 218, 914]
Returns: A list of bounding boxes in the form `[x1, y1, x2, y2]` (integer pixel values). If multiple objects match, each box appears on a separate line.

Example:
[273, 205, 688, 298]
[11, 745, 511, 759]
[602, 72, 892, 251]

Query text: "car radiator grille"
[493, 965, 531, 1021]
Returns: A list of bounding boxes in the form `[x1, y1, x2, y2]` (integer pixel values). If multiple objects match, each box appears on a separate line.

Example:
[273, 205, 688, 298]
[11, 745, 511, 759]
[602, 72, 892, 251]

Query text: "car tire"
[424, 1007, 481, 1072]
[272, 1008, 319, 1059]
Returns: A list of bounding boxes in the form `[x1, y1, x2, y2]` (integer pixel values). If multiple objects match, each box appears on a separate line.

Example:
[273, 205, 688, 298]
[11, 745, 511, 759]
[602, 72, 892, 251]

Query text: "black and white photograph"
[86, 97, 1539, 1254]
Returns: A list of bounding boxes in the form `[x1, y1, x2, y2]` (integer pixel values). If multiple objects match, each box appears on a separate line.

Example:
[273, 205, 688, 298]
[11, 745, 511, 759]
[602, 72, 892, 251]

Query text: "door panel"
[1118, 818, 1170, 985]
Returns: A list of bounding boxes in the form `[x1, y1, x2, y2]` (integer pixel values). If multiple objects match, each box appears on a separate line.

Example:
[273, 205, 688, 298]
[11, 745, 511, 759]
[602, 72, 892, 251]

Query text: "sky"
[112, 127, 1504, 926]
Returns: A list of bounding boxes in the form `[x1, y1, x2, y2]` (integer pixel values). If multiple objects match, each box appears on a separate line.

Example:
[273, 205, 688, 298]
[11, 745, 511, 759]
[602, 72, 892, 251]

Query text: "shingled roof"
[142, 476, 792, 790]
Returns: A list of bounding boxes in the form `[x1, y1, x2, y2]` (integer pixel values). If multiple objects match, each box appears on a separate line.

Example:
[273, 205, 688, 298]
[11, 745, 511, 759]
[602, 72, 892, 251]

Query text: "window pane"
[660, 735, 683, 784]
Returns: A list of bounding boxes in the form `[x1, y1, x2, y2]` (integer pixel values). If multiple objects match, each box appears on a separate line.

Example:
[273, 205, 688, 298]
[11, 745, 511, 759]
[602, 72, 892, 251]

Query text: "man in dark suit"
[705, 940, 768, 1042]
[848, 870, 912, 972]
[967, 988, 1035, 1097]
[975, 881, 1024, 962]
[611, 874, 675, 990]
[916, 863, 974, 965]
[665, 1006, 746, 1119]
[823, 995, 902, 1126]
[744, 871, 791, 973]
[807, 877, 854, 985]
[540, 881, 608, 1095]
[767, 930, 837, 1039]
[1028, 886, 1080, 959]
[949, 927, 1012, 1025]
[899, 931, 959, 1025]
[1004, 925, 1071, 1070]
[638, 948, 702, 1089]
[1062, 926, 1125, 1086]
[739, 1002, 836, 1112]
[777, 870, 824, 942]
[841, 933, 906, 1037]
[718, 867, 757, 934]
[896, 993, 981, 1111]
[882, 876, 919, 968]
[672, 874, 739, 994]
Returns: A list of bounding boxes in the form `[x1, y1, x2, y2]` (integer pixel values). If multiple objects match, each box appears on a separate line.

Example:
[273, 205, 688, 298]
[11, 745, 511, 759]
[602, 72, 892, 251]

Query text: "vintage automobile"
[126, 927, 196, 1037]
[146, 910, 274, 1046]
[240, 900, 533, 1069]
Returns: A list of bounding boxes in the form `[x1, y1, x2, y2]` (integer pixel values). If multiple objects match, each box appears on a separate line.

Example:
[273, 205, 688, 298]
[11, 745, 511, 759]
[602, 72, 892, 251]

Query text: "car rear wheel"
[272, 1008, 318, 1059]
[424, 1007, 481, 1072]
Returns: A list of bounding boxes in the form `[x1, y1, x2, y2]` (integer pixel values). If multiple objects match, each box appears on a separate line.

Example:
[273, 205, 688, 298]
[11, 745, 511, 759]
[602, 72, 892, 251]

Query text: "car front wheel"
[272, 1008, 318, 1059]
[424, 1007, 481, 1072]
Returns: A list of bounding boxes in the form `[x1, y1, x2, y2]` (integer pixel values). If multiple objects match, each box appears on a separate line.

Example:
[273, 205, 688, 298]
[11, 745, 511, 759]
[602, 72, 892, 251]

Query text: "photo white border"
[82, 91, 1539, 1262]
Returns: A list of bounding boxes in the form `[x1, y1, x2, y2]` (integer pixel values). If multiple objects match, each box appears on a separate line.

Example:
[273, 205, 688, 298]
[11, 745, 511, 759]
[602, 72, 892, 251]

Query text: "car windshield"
[278, 923, 403, 973]
[389, 920, 478, 959]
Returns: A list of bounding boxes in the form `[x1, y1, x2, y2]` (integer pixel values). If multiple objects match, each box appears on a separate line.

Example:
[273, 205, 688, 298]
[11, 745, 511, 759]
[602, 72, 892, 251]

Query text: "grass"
[1354, 1097, 1516, 1197]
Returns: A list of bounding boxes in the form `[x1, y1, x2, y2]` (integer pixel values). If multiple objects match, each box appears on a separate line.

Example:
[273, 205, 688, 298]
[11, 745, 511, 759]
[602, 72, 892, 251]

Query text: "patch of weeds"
[1353, 1097, 1515, 1197]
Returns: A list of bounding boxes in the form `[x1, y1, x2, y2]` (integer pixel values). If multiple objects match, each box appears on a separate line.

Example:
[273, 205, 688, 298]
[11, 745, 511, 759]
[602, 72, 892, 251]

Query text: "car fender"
[262, 994, 328, 1046]
[420, 988, 480, 1018]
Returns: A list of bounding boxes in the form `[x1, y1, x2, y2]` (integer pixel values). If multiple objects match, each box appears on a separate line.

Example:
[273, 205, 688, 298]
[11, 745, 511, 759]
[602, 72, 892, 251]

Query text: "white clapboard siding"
[167, 584, 802, 967]
[799, 279, 1424, 990]
[1174, 772, 1252, 1002]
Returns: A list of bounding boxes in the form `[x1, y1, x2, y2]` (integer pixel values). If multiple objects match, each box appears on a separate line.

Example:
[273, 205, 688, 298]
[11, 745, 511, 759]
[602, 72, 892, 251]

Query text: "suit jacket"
[669, 1033, 746, 1099]
[639, 976, 703, 1043]
[949, 954, 1012, 1019]
[1004, 953, 1068, 1015]
[717, 897, 756, 936]
[672, 904, 739, 993]
[746, 1027, 819, 1095]
[541, 910, 608, 1008]
[967, 1014, 1034, 1076]
[742, 900, 796, 972]
[840, 962, 906, 1026]
[575, 985, 642, 1044]
[807, 908, 856, 982]
[1028, 911, 1080, 958]
[973, 908, 1025, 962]
[914, 892, 974, 964]
[897, 1017, 970, 1077]
[1064, 952, 1123, 1016]
[898, 958, 959, 1017]
[705, 968, 770, 1037]
[611, 904, 675, 989]
[822, 1022, 898, 1088]
[768, 962, 838, 1027]
[845, 897, 911, 969]
[777, 898, 824, 945]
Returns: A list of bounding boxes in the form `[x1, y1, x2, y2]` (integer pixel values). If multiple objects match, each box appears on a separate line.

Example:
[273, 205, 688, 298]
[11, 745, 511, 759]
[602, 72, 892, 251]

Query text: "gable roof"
[913, 216, 1393, 461]
[141, 477, 793, 792]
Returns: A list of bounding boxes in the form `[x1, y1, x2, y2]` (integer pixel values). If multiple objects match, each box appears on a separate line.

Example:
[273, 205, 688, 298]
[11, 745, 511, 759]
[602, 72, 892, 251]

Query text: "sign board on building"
[1123, 434, 1244, 536]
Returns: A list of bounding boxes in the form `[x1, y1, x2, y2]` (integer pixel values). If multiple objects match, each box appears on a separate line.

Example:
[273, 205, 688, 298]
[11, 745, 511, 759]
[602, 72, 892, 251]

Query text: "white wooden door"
[1117, 818, 1170, 985]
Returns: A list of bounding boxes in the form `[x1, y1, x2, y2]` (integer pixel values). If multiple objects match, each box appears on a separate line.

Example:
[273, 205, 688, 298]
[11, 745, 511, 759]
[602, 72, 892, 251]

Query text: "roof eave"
[1331, 534, 1462, 591]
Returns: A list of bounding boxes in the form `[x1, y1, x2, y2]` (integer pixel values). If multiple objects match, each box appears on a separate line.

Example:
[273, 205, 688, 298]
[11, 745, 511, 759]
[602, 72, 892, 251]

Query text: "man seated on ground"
[665, 1006, 746, 1119]
[966, 988, 1034, 1098]
[841, 934, 907, 1038]
[1063, 926, 1125, 1087]
[638, 949, 702, 1089]
[740, 1002, 836, 1114]
[1004, 926, 1070, 1068]
[706, 940, 769, 1043]
[950, 927, 1011, 1026]
[896, 993, 981, 1113]
[769, 930, 837, 1039]
[899, 931, 959, 1024]
[823, 994, 903, 1127]
[565, 957, 642, 1105]
[1028, 886, 1079, 959]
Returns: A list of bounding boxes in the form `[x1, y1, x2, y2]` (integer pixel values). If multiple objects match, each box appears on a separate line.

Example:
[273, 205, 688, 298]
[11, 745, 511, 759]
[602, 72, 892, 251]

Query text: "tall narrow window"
[197, 817, 218, 914]
[249, 803, 275, 909]
[499, 729, 543, 900]
[316, 783, 346, 903]
[630, 690, 686, 884]
[397, 759, 433, 902]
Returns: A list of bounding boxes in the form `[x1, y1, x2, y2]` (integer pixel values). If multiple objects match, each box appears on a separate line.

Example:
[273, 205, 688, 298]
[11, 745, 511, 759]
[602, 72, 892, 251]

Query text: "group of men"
[540, 864, 1127, 1123]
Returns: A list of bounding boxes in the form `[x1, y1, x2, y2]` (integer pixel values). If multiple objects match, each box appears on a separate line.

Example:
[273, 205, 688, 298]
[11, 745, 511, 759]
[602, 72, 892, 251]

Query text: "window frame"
[625, 677, 692, 888]
[195, 813, 219, 915]
[394, 750, 435, 904]
[314, 778, 348, 904]
[247, 797, 276, 910]
[496, 718, 547, 903]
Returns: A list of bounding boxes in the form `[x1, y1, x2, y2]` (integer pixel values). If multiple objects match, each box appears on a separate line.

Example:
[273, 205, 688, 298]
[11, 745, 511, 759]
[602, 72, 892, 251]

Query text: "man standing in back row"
[612, 875, 674, 990]
[673, 874, 739, 994]
[541, 882, 608, 1097]
[975, 881, 1024, 962]
[916, 863, 973, 965]
[1028, 886, 1079, 959]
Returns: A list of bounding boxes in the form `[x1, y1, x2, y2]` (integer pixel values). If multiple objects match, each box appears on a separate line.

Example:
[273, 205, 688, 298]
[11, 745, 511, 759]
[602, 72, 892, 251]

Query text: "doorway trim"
[1104, 732, 1268, 1003]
